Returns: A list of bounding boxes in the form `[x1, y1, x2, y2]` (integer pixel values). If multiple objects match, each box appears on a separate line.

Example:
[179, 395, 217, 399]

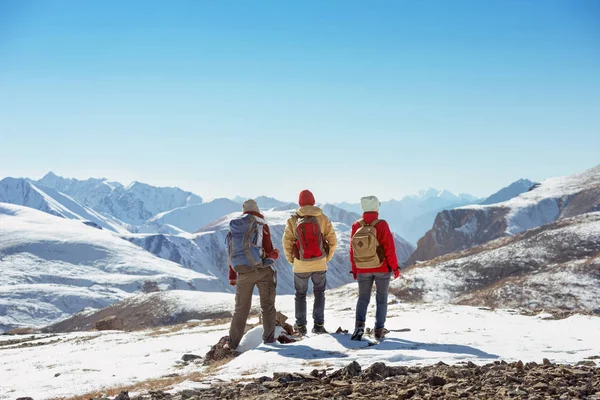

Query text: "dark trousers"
[294, 271, 326, 326]
[355, 272, 391, 329]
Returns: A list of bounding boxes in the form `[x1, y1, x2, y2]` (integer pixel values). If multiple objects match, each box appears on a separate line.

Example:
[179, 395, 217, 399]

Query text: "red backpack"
[293, 215, 328, 261]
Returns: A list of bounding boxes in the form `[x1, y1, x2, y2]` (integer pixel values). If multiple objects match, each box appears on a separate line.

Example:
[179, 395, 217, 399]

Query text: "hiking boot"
[351, 326, 365, 341]
[312, 324, 328, 334]
[294, 324, 308, 336]
[374, 327, 387, 340]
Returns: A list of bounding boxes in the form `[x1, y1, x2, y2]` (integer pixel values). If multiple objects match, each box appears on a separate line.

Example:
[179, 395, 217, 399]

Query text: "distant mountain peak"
[480, 178, 536, 205]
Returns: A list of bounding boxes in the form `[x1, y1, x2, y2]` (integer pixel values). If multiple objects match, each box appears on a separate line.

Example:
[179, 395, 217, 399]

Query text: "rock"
[543, 358, 552, 365]
[533, 382, 549, 391]
[310, 368, 327, 379]
[516, 360, 524, 371]
[398, 387, 417, 399]
[180, 389, 200, 399]
[95, 316, 124, 331]
[262, 381, 281, 389]
[577, 360, 596, 367]
[336, 386, 353, 396]
[335, 327, 349, 334]
[16, 398, 34, 400]
[331, 380, 349, 387]
[276, 311, 288, 325]
[330, 361, 362, 379]
[54, 373, 61, 377]
[256, 376, 273, 383]
[277, 332, 296, 344]
[181, 354, 202, 362]
[203, 335, 236, 365]
[282, 323, 295, 335]
[427, 375, 446, 386]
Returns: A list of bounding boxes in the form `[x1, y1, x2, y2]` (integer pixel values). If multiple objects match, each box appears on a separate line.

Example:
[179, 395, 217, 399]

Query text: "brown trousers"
[229, 267, 277, 349]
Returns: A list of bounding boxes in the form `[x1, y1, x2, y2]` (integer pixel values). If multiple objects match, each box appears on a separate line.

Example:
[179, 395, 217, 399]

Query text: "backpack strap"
[358, 219, 380, 227]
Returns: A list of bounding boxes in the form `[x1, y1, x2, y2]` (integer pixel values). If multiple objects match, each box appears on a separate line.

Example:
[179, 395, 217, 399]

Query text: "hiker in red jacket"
[349, 195, 400, 341]
[227, 199, 280, 351]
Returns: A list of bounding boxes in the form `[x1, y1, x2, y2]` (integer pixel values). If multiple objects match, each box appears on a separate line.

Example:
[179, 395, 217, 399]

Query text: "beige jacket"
[282, 205, 338, 273]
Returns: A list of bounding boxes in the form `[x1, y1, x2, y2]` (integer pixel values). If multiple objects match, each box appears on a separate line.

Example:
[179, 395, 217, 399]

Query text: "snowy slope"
[393, 212, 600, 312]
[480, 178, 536, 205]
[127, 206, 415, 295]
[35, 172, 203, 226]
[142, 198, 241, 233]
[0, 203, 225, 332]
[0, 177, 128, 233]
[408, 165, 600, 264]
[2, 288, 599, 399]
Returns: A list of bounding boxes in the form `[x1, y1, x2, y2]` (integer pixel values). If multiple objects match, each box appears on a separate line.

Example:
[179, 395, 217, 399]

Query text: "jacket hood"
[362, 211, 379, 224]
[297, 205, 323, 217]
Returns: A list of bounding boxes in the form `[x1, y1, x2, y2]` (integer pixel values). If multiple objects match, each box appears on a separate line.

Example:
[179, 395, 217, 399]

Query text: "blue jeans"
[294, 271, 326, 326]
[355, 272, 391, 329]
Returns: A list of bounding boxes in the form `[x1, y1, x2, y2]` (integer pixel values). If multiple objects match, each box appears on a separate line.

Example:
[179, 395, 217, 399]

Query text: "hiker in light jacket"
[282, 189, 337, 335]
[226, 200, 280, 351]
[350, 195, 400, 341]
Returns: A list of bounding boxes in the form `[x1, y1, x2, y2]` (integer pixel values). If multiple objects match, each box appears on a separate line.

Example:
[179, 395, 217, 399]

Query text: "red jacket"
[228, 211, 279, 280]
[350, 212, 399, 277]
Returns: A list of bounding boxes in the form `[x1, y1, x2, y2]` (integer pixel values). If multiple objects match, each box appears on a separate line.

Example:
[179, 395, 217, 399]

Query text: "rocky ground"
[99, 359, 600, 400]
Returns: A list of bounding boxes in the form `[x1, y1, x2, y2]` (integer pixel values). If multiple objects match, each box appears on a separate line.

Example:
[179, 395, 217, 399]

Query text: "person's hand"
[393, 269, 400, 279]
[229, 279, 237, 286]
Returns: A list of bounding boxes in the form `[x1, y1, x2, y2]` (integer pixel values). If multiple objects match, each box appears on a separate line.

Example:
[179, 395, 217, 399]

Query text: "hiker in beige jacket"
[282, 189, 337, 335]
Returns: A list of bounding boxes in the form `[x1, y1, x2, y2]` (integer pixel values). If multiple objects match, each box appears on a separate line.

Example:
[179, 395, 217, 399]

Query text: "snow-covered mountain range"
[0, 177, 129, 233]
[0, 203, 225, 332]
[1, 167, 597, 331]
[36, 172, 203, 226]
[407, 165, 600, 265]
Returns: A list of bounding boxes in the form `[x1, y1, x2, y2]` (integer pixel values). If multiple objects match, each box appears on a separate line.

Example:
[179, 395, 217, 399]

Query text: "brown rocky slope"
[391, 212, 600, 312]
[407, 165, 600, 266]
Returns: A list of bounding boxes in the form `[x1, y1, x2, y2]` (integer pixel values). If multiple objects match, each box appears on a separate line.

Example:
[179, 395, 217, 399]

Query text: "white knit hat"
[360, 196, 380, 212]
[242, 199, 261, 214]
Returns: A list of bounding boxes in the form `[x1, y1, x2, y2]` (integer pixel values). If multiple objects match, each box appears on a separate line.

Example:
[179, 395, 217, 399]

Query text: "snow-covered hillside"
[408, 165, 600, 265]
[2, 288, 599, 400]
[35, 172, 203, 226]
[0, 177, 128, 233]
[393, 212, 600, 312]
[127, 207, 415, 295]
[0, 203, 225, 332]
[480, 178, 536, 205]
[142, 198, 241, 233]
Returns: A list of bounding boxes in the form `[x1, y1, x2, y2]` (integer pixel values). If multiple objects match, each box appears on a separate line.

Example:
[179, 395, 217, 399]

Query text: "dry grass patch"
[204, 355, 236, 373]
[302, 360, 333, 368]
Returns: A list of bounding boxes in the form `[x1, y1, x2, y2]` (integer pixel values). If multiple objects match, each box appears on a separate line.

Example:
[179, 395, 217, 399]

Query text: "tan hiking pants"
[229, 267, 277, 349]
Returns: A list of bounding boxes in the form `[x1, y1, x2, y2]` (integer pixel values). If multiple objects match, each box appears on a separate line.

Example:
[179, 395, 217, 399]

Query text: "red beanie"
[298, 189, 316, 207]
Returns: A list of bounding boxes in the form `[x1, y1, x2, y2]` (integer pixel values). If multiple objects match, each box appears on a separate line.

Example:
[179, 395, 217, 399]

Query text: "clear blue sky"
[1, 0, 598, 202]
